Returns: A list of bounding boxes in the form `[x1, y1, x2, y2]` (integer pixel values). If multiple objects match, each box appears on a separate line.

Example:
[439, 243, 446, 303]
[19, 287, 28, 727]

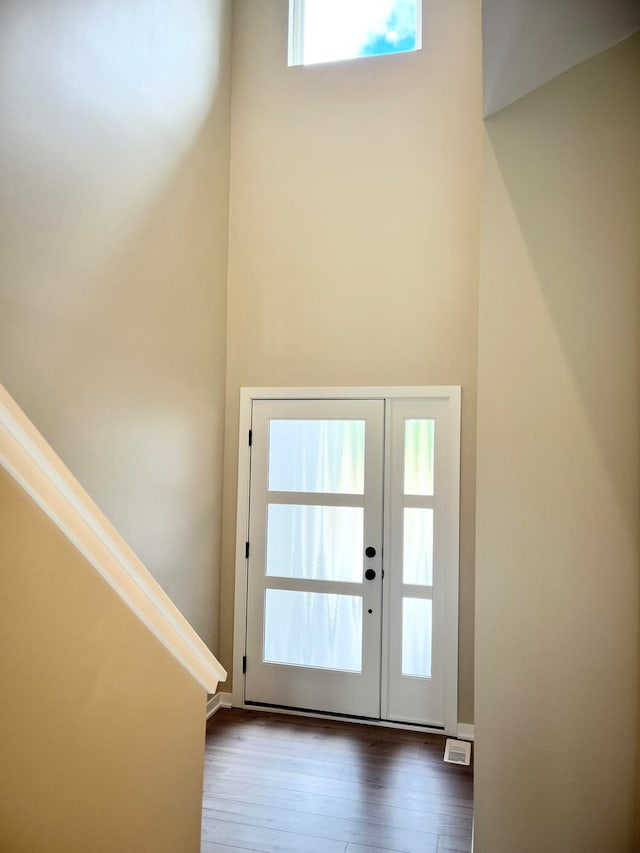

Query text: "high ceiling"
[483, 0, 640, 116]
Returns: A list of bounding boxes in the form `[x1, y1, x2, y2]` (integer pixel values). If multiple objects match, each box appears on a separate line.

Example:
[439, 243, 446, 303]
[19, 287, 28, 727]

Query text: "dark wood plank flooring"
[202, 710, 473, 853]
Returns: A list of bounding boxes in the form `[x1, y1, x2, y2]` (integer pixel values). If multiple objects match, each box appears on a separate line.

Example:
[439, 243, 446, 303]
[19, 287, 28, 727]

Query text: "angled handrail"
[0, 384, 226, 694]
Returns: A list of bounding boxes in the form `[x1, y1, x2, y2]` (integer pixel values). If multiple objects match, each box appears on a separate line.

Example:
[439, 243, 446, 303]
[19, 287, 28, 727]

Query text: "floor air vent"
[444, 738, 471, 766]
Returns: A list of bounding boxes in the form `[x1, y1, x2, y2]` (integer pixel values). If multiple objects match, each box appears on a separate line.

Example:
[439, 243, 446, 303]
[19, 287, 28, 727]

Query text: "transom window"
[289, 0, 421, 67]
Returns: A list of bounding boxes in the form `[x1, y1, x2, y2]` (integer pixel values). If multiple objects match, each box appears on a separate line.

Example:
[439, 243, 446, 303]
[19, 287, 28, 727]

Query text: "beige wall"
[475, 35, 640, 852]
[0, 467, 206, 852]
[0, 0, 232, 650]
[483, 0, 640, 115]
[220, 0, 482, 722]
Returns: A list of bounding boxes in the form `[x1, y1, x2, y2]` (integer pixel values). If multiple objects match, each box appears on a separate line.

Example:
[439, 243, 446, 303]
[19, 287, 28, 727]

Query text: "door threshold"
[243, 701, 446, 734]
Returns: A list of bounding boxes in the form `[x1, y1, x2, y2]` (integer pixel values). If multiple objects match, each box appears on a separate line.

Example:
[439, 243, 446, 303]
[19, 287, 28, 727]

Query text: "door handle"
[365, 568, 376, 581]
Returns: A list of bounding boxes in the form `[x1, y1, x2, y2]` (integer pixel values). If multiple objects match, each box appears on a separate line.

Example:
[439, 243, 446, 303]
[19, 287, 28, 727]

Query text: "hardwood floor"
[201, 710, 473, 853]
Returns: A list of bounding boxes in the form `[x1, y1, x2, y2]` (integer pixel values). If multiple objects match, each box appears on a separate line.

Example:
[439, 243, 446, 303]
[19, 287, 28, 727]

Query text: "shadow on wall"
[475, 33, 640, 852]
[485, 35, 640, 531]
[482, 0, 640, 116]
[0, 0, 232, 647]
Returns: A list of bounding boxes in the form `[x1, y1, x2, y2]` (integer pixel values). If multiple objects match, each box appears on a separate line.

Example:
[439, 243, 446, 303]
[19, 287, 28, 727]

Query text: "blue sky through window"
[297, 0, 419, 66]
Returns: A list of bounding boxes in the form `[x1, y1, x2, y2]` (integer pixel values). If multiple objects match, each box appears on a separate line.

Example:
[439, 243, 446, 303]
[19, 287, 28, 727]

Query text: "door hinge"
[248, 429, 252, 446]
[245, 541, 250, 559]
[242, 655, 247, 674]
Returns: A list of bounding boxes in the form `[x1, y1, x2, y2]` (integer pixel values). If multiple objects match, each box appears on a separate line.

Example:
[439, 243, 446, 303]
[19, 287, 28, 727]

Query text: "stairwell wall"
[0, 0, 233, 651]
[0, 468, 206, 852]
[221, 0, 483, 724]
[475, 35, 640, 852]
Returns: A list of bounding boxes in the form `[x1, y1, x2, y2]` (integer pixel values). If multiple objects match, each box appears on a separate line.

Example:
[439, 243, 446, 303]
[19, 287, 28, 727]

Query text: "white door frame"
[232, 386, 461, 734]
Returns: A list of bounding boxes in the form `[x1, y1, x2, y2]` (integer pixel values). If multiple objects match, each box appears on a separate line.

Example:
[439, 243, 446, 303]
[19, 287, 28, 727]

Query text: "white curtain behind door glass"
[266, 504, 363, 582]
[403, 507, 433, 586]
[264, 590, 363, 672]
[404, 419, 434, 495]
[268, 420, 365, 493]
[402, 597, 432, 678]
[264, 418, 366, 671]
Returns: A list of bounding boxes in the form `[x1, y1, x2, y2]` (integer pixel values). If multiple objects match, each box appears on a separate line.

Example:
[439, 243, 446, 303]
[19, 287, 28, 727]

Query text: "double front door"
[241, 391, 459, 730]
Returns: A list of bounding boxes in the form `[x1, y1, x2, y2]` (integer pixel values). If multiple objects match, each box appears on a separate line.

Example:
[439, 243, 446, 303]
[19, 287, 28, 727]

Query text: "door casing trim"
[232, 386, 461, 733]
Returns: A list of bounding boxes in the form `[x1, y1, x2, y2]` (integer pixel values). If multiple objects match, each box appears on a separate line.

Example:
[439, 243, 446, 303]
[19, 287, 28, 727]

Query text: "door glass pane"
[404, 419, 434, 496]
[403, 508, 433, 586]
[264, 590, 362, 671]
[267, 504, 363, 582]
[402, 597, 432, 678]
[269, 419, 365, 494]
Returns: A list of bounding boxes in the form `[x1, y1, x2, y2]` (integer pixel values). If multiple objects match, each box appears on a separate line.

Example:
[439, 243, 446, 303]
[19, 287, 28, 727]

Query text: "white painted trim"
[288, 0, 304, 66]
[457, 723, 475, 742]
[231, 388, 254, 709]
[380, 398, 393, 723]
[206, 692, 233, 720]
[0, 385, 226, 696]
[232, 386, 461, 726]
[238, 385, 461, 401]
[444, 387, 462, 735]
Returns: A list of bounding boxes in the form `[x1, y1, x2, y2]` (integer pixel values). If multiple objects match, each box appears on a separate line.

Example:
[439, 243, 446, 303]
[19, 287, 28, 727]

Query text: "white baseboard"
[457, 723, 475, 741]
[206, 692, 233, 719]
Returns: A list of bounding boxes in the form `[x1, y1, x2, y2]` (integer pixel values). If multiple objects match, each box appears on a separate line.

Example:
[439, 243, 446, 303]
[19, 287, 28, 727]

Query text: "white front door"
[245, 399, 384, 718]
[239, 389, 460, 731]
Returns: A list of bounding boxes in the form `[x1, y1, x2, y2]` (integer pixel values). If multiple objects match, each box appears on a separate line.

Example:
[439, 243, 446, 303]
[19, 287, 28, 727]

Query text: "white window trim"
[288, 0, 305, 67]
[232, 386, 461, 734]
